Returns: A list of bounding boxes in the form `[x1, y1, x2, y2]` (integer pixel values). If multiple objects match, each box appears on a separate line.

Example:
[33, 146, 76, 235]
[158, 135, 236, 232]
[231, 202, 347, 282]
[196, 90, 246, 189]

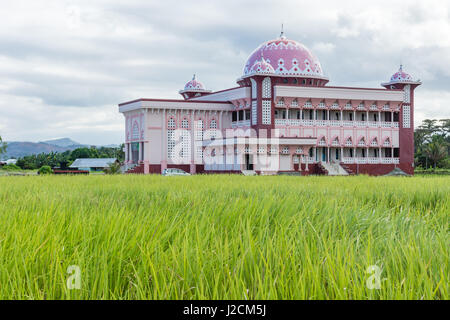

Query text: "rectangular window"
[394, 148, 399, 157]
[403, 105, 410, 128]
[262, 100, 271, 125]
[167, 130, 175, 158]
[404, 85, 410, 103]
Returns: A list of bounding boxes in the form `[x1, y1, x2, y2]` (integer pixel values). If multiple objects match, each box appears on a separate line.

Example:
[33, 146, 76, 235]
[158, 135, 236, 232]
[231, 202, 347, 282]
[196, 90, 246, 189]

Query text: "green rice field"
[0, 175, 448, 299]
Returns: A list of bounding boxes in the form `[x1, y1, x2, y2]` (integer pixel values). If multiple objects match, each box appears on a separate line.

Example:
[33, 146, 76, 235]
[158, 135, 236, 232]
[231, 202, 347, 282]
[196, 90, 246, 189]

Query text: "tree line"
[414, 119, 449, 169]
[10, 145, 125, 170]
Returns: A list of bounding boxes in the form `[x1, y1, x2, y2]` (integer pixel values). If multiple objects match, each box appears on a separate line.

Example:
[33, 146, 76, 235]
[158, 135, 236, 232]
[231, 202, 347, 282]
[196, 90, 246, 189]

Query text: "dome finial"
[192, 73, 196, 80]
[399, 64, 403, 72]
[280, 23, 285, 39]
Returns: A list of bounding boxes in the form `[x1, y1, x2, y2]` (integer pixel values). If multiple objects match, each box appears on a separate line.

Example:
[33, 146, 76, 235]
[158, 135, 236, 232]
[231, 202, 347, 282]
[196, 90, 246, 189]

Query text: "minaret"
[381, 65, 421, 174]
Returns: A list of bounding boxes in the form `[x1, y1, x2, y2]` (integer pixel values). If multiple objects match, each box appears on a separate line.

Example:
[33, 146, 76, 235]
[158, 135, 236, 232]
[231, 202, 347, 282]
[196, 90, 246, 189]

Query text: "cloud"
[0, 0, 449, 144]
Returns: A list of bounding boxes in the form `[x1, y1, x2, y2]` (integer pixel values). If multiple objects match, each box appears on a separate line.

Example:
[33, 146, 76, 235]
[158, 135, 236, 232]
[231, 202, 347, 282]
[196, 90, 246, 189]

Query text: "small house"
[69, 158, 117, 172]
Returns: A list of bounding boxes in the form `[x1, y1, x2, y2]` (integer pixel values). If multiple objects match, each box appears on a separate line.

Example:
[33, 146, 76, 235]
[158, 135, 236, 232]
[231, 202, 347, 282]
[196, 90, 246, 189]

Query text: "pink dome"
[390, 65, 413, 82]
[248, 57, 276, 75]
[184, 74, 206, 91]
[243, 35, 326, 79]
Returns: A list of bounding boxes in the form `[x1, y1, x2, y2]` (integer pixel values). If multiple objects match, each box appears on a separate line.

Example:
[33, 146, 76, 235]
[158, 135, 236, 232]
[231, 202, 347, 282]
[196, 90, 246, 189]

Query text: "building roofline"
[179, 89, 212, 94]
[189, 86, 243, 97]
[323, 85, 404, 92]
[238, 74, 329, 82]
[380, 80, 422, 86]
[119, 98, 232, 107]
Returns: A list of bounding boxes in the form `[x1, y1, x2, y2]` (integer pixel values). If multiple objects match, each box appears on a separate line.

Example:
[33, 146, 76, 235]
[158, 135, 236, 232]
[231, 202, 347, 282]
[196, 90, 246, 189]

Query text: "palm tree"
[425, 139, 447, 169]
[419, 119, 439, 140]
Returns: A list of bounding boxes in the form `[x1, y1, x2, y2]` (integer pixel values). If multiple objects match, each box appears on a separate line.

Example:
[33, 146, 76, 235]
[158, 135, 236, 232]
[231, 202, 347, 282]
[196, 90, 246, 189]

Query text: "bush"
[104, 162, 121, 174]
[1, 164, 21, 171]
[38, 165, 53, 175]
[415, 168, 450, 175]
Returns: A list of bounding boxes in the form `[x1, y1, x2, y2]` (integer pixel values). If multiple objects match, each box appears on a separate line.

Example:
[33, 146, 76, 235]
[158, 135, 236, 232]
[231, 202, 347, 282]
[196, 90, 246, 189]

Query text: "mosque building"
[118, 31, 421, 175]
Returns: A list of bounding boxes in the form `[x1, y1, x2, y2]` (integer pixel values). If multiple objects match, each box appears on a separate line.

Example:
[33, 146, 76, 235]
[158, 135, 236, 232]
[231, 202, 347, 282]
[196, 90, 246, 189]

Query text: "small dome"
[243, 34, 326, 79]
[183, 74, 206, 91]
[390, 65, 413, 82]
[248, 58, 276, 75]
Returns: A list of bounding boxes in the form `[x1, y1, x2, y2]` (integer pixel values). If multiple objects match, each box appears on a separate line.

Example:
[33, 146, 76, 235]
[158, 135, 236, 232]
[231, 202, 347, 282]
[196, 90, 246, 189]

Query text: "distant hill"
[41, 138, 83, 148]
[1, 138, 120, 159]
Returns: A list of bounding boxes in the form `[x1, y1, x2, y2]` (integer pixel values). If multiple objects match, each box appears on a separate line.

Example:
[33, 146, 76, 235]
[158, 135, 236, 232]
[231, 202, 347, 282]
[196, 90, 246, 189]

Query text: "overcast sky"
[0, 0, 449, 145]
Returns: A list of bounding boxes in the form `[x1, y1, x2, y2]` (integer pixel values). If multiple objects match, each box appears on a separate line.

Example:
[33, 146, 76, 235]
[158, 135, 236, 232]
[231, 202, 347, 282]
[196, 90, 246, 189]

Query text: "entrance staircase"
[319, 161, 349, 176]
[340, 164, 355, 175]
[122, 163, 144, 174]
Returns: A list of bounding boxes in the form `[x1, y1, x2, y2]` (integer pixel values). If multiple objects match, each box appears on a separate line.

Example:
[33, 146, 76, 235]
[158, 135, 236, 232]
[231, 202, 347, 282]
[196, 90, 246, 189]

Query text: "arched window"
[318, 136, 326, 146]
[383, 137, 390, 147]
[358, 137, 366, 146]
[181, 118, 189, 129]
[168, 117, 176, 129]
[332, 137, 340, 146]
[370, 138, 378, 147]
[345, 137, 353, 147]
[132, 121, 139, 140]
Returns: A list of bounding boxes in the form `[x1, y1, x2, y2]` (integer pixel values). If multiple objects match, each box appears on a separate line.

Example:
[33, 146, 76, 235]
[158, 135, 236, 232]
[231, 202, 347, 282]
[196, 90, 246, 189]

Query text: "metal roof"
[69, 158, 117, 168]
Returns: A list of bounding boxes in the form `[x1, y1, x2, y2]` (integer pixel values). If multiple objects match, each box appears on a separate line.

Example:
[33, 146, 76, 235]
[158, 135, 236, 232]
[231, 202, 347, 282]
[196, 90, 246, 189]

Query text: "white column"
[327, 147, 330, 163]
[340, 147, 344, 162]
[191, 110, 195, 165]
[366, 110, 369, 122]
[137, 142, 140, 162]
[161, 109, 167, 172]
[379, 147, 382, 162]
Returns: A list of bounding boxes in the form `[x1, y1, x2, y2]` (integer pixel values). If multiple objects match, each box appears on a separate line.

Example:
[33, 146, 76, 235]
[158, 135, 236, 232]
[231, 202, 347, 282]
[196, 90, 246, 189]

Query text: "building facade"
[119, 33, 421, 175]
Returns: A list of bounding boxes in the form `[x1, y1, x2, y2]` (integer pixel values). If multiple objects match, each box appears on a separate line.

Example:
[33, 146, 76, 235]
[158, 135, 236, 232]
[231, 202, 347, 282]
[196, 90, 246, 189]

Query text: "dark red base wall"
[149, 165, 161, 174]
[136, 163, 413, 176]
[292, 163, 323, 175]
[343, 163, 414, 176]
[196, 165, 205, 174]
